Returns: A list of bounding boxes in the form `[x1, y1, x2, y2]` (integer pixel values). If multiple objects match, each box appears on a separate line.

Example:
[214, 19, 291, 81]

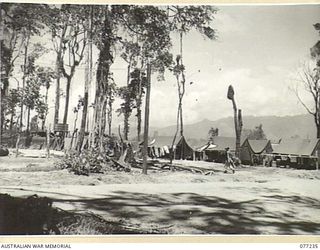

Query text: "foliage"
[168, 5, 217, 39]
[1, 3, 47, 131]
[4, 89, 21, 119]
[311, 23, 320, 67]
[35, 66, 56, 90]
[208, 127, 219, 141]
[56, 149, 106, 176]
[22, 74, 46, 113]
[246, 124, 266, 140]
[294, 24, 320, 138]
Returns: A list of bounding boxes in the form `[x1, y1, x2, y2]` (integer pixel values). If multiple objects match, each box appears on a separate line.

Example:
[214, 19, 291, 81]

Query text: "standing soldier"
[224, 147, 235, 174]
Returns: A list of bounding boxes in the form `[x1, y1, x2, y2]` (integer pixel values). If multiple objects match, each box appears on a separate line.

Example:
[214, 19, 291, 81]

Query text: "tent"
[240, 139, 273, 165]
[148, 135, 194, 160]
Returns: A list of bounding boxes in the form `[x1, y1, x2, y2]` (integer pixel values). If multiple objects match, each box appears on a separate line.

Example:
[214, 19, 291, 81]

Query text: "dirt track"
[1, 151, 320, 234]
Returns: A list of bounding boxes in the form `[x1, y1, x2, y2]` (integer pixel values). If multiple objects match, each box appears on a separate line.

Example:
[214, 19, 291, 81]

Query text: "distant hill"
[151, 114, 316, 141]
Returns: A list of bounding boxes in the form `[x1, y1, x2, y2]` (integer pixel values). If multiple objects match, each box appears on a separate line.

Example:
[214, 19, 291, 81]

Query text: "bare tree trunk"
[94, 5, 112, 145]
[10, 113, 14, 131]
[20, 38, 29, 130]
[0, 86, 2, 145]
[137, 97, 142, 141]
[77, 6, 92, 151]
[108, 100, 112, 136]
[46, 124, 50, 158]
[124, 63, 131, 140]
[70, 112, 78, 150]
[230, 97, 242, 158]
[54, 34, 64, 126]
[42, 87, 49, 131]
[62, 77, 71, 125]
[26, 107, 31, 132]
[124, 109, 130, 141]
[142, 64, 151, 175]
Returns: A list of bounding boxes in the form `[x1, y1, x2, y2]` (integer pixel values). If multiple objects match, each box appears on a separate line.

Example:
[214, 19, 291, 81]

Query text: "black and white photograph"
[0, 1, 320, 236]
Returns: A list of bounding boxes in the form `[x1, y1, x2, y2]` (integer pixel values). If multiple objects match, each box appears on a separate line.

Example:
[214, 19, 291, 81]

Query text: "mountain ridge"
[149, 114, 316, 140]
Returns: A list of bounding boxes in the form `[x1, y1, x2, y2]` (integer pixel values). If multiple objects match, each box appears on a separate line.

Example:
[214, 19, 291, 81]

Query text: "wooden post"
[142, 64, 151, 175]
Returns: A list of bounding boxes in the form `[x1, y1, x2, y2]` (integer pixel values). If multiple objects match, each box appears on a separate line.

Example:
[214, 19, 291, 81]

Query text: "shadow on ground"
[50, 190, 320, 235]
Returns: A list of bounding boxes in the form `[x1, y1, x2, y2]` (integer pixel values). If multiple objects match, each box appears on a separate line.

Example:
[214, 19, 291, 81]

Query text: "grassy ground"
[1, 149, 320, 235]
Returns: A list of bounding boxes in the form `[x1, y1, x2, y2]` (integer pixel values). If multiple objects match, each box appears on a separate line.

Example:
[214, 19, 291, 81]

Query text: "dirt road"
[1, 153, 320, 234]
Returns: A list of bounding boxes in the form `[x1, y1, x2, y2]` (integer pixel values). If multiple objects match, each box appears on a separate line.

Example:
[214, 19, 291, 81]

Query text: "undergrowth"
[55, 148, 109, 176]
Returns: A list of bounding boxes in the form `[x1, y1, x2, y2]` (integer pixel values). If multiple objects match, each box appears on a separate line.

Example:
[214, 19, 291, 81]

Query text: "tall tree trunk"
[108, 100, 112, 136]
[0, 87, 2, 145]
[54, 59, 61, 126]
[179, 32, 185, 137]
[54, 26, 66, 127]
[94, 5, 112, 145]
[231, 98, 242, 158]
[42, 87, 49, 131]
[179, 104, 183, 136]
[77, 5, 92, 151]
[142, 64, 151, 175]
[124, 63, 131, 140]
[124, 107, 129, 141]
[26, 107, 30, 132]
[231, 98, 239, 156]
[63, 76, 71, 125]
[136, 66, 143, 142]
[20, 38, 29, 130]
[10, 113, 14, 131]
[137, 97, 142, 142]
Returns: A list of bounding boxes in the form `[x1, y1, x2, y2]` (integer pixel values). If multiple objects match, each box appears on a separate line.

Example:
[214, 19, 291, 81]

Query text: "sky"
[11, 4, 320, 132]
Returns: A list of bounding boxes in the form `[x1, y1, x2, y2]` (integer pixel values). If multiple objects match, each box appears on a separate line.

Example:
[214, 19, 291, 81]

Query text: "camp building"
[271, 138, 320, 169]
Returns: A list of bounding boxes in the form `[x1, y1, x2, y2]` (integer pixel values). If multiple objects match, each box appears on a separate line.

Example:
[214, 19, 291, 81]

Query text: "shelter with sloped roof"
[272, 138, 320, 156]
[272, 138, 320, 169]
[240, 139, 273, 165]
[148, 135, 194, 160]
[202, 136, 247, 162]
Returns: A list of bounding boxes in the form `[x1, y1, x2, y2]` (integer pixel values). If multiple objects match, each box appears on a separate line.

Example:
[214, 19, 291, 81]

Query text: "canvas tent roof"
[272, 138, 320, 156]
[205, 136, 247, 152]
[186, 138, 208, 151]
[148, 135, 192, 148]
[148, 136, 175, 148]
[247, 139, 271, 154]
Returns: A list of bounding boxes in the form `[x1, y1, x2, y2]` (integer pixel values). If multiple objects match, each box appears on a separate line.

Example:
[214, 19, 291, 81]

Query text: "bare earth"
[0, 149, 320, 234]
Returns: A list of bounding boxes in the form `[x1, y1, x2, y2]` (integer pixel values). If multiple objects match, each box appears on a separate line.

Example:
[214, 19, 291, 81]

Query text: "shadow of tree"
[50, 191, 320, 235]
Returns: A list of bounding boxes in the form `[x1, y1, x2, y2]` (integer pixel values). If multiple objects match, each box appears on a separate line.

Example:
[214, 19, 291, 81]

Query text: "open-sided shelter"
[186, 138, 209, 160]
